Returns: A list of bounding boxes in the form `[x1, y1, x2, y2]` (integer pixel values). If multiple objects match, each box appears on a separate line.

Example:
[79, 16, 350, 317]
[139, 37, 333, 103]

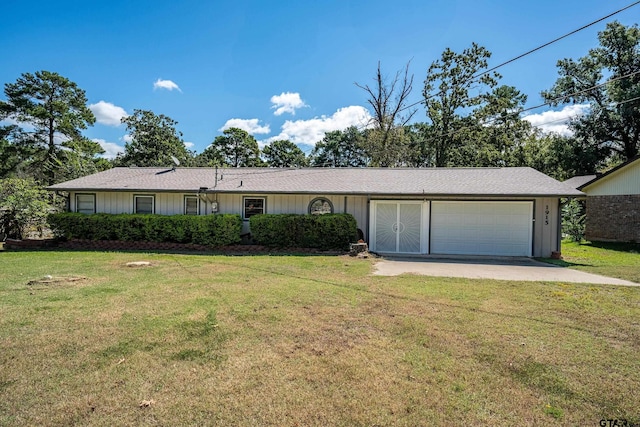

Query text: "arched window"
[308, 197, 334, 215]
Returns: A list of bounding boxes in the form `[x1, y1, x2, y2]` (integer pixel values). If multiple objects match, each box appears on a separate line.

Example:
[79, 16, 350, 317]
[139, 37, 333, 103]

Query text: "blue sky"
[1, 0, 638, 158]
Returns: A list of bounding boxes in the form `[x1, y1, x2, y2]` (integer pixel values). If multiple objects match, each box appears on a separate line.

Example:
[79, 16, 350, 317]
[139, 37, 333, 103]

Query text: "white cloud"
[265, 105, 372, 146]
[523, 104, 590, 136]
[270, 92, 307, 116]
[219, 118, 271, 135]
[1, 117, 36, 131]
[153, 78, 182, 92]
[93, 138, 124, 159]
[184, 141, 194, 149]
[122, 134, 133, 143]
[89, 101, 128, 126]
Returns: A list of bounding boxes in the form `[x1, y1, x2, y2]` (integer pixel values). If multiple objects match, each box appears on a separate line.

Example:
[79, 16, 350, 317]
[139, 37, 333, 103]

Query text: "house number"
[545, 205, 549, 225]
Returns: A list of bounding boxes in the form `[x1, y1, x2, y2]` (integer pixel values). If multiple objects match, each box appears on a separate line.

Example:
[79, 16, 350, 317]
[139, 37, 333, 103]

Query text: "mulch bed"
[4, 238, 344, 255]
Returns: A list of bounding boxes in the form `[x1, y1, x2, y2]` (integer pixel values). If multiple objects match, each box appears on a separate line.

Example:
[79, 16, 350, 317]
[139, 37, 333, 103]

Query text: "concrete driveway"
[373, 256, 638, 286]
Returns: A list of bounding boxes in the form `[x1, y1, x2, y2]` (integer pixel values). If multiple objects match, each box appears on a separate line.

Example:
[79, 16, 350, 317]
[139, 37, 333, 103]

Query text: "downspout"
[366, 194, 371, 243]
[557, 198, 564, 254]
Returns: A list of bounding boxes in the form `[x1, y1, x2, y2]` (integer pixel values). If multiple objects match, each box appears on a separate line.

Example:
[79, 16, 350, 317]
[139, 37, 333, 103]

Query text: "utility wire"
[473, 0, 640, 81]
[424, 70, 640, 143]
[521, 94, 640, 129]
[513, 69, 640, 116]
[301, 73, 640, 167]
[400, 0, 640, 112]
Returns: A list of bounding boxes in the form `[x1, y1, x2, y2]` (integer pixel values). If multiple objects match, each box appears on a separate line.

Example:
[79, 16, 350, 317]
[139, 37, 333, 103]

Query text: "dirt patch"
[27, 276, 87, 286]
[125, 261, 154, 267]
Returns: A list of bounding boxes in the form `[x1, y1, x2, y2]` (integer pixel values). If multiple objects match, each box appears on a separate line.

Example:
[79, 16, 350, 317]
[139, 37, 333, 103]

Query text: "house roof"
[47, 166, 584, 197]
[563, 175, 597, 190]
[578, 156, 640, 191]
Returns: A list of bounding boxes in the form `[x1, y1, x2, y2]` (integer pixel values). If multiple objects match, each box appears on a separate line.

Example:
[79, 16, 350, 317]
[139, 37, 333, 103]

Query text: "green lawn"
[1, 250, 639, 426]
[543, 240, 640, 283]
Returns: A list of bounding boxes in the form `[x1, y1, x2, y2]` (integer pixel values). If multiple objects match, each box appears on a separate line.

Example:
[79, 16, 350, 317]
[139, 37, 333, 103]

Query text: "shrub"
[0, 178, 51, 239]
[562, 199, 585, 242]
[48, 213, 241, 247]
[250, 213, 358, 250]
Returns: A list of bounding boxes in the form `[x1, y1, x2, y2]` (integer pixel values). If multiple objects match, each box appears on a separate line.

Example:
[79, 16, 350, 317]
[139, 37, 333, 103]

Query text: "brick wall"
[586, 195, 640, 242]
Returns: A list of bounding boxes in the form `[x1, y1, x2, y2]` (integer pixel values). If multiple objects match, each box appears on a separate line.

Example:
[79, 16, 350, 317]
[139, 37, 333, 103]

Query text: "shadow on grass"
[581, 241, 640, 253]
[536, 258, 592, 268]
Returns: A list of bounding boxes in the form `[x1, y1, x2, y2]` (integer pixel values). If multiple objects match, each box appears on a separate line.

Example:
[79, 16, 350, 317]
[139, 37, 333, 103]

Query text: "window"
[184, 196, 199, 215]
[309, 197, 333, 215]
[134, 195, 155, 214]
[75, 194, 95, 214]
[243, 197, 265, 219]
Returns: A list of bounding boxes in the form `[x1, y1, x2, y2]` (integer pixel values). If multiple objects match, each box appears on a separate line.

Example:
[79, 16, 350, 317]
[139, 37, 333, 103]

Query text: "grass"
[543, 240, 640, 283]
[1, 250, 639, 426]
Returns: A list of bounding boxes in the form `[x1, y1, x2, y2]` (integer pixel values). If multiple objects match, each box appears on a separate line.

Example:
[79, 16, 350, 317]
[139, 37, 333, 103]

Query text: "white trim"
[184, 195, 199, 215]
[134, 194, 155, 214]
[243, 196, 266, 220]
[75, 193, 96, 214]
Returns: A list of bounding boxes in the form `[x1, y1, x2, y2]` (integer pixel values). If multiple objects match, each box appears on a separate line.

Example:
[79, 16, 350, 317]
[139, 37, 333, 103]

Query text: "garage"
[430, 201, 533, 257]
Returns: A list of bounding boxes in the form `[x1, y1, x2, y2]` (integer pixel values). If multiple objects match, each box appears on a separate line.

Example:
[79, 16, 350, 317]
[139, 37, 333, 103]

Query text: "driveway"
[373, 256, 638, 286]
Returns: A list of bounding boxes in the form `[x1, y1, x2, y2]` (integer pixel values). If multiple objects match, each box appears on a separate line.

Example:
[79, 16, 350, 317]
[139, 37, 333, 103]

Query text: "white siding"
[345, 196, 368, 236]
[74, 192, 200, 215]
[204, 193, 366, 236]
[533, 197, 560, 258]
[584, 160, 640, 196]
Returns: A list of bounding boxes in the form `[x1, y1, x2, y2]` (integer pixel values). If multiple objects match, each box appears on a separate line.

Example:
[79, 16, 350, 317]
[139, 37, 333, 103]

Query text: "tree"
[423, 43, 500, 166]
[0, 125, 31, 178]
[543, 21, 640, 163]
[356, 61, 415, 166]
[404, 123, 435, 167]
[116, 109, 193, 167]
[310, 127, 369, 167]
[262, 140, 308, 167]
[0, 178, 50, 240]
[460, 85, 533, 167]
[199, 128, 262, 167]
[562, 199, 586, 242]
[55, 137, 110, 180]
[510, 132, 602, 181]
[0, 71, 96, 184]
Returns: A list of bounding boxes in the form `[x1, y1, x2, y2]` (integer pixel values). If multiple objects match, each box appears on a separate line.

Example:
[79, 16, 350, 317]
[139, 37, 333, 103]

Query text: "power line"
[522, 94, 640, 130]
[292, 71, 640, 166]
[517, 69, 640, 116]
[400, 0, 640, 112]
[473, 1, 640, 81]
[423, 70, 640, 143]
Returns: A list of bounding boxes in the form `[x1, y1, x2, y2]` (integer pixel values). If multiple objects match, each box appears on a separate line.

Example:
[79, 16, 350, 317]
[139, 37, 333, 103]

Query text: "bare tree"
[356, 61, 416, 166]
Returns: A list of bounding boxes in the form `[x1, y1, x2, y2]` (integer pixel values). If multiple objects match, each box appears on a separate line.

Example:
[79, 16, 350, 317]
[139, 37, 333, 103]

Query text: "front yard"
[1, 249, 639, 426]
[548, 240, 640, 283]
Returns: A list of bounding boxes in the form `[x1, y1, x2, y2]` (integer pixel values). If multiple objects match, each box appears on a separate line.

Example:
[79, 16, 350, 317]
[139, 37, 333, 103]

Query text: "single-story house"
[574, 157, 640, 242]
[48, 166, 583, 257]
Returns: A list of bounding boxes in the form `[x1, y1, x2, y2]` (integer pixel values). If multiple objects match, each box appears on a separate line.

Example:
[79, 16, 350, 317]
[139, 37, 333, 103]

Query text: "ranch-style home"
[48, 166, 583, 257]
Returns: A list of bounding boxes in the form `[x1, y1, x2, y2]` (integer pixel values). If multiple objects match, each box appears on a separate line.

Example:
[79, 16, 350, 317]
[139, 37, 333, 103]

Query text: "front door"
[372, 201, 426, 254]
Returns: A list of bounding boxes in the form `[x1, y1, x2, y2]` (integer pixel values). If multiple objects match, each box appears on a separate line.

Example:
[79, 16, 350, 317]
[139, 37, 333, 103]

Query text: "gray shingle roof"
[48, 167, 584, 197]
[563, 175, 597, 190]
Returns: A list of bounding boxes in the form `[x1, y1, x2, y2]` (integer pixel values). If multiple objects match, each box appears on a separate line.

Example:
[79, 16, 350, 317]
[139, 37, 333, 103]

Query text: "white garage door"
[431, 201, 533, 256]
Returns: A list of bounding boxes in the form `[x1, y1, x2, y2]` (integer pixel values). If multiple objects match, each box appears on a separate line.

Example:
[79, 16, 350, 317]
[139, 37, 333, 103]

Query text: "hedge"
[48, 213, 242, 247]
[249, 213, 358, 250]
